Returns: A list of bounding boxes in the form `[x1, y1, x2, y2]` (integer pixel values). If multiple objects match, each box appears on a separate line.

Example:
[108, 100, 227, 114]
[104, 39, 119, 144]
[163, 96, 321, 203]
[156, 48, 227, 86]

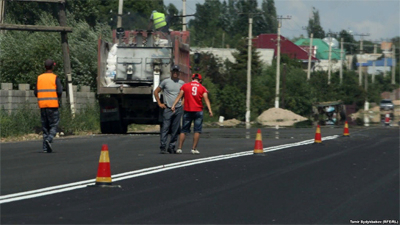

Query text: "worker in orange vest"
[34, 59, 63, 153]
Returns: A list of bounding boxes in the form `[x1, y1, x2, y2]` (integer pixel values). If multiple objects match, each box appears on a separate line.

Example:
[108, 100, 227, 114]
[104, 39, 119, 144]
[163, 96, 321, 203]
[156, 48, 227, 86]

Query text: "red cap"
[192, 73, 202, 80]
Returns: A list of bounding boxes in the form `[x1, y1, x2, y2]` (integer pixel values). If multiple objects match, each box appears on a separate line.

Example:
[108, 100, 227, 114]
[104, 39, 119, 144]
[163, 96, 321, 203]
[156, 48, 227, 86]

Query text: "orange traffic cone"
[314, 125, 322, 144]
[384, 114, 391, 126]
[343, 121, 350, 137]
[253, 129, 264, 154]
[95, 144, 112, 185]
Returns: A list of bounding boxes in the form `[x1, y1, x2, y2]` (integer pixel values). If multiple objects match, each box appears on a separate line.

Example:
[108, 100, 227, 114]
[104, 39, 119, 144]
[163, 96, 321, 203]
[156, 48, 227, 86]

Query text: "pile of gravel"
[257, 108, 307, 126]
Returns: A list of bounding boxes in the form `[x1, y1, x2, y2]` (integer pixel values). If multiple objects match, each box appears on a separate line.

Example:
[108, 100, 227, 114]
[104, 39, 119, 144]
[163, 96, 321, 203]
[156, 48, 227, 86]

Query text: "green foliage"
[189, 0, 276, 48]
[0, 13, 112, 91]
[307, 7, 325, 38]
[283, 68, 313, 116]
[260, 0, 278, 34]
[68, 20, 112, 90]
[0, 13, 62, 88]
[201, 77, 220, 122]
[219, 85, 246, 120]
[0, 103, 100, 138]
[0, 104, 41, 138]
[59, 103, 100, 134]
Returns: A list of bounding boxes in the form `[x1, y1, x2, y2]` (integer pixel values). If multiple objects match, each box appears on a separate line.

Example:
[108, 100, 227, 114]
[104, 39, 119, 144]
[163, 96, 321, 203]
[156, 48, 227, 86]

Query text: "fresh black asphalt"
[1, 126, 399, 224]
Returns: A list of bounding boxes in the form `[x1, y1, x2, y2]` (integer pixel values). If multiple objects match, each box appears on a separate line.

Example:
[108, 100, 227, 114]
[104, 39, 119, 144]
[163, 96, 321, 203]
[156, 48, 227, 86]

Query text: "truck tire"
[101, 121, 112, 134]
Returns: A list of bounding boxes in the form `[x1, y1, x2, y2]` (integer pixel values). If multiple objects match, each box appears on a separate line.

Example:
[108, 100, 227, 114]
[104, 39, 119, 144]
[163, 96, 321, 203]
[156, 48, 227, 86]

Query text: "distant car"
[380, 99, 394, 111]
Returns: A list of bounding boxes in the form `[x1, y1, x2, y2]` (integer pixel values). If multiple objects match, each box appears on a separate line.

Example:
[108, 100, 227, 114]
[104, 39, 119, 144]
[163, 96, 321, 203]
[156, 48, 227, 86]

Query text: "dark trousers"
[160, 107, 183, 150]
[40, 108, 60, 151]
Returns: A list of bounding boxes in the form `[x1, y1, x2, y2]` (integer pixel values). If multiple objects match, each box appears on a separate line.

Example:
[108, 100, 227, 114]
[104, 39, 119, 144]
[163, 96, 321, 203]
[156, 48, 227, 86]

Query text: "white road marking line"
[0, 135, 339, 204]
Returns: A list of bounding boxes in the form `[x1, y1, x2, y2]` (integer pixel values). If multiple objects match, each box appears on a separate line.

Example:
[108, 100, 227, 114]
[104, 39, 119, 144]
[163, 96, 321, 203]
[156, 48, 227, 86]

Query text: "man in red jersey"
[171, 73, 213, 154]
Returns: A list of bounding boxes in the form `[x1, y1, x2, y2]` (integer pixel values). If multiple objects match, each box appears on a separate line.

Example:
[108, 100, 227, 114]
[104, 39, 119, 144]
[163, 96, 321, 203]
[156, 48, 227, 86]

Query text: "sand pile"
[219, 118, 242, 127]
[257, 108, 307, 126]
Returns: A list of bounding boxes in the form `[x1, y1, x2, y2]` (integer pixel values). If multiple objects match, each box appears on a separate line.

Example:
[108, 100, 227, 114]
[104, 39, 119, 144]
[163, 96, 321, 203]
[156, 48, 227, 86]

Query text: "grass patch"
[1, 102, 100, 139]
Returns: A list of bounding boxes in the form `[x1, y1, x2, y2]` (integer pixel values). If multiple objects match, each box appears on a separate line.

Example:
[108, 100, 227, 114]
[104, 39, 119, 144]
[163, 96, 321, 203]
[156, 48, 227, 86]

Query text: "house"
[295, 38, 345, 72]
[357, 58, 396, 75]
[252, 34, 319, 69]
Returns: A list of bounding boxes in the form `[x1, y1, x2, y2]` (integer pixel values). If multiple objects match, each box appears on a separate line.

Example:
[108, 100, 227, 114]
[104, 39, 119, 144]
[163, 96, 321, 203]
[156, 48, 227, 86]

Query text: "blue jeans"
[181, 111, 203, 133]
[40, 108, 60, 151]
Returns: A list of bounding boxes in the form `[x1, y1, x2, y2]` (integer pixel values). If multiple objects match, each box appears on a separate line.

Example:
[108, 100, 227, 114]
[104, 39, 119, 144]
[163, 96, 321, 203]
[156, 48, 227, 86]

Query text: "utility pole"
[340, 38, 343, 84]
[354, 33, 370, 86]
[59, 0, 75, 117]
[222, 32, 225, 48]
[392, 44, 396, 84]
[117, 0, 123, 28]
[274, 15, 291, 108]
[0, 0, 5, 34]
[327, 33, 333, 85]
[245, 16, 253, 128]
[372, 44, 377, 83]
[354, 33, 370, 116]
[307, 33, 314, 80]
[282, 64, 287, 109]
[302, 26, 313, 80]
[384, 53, 387, 77]
[182, 0, 186, 31]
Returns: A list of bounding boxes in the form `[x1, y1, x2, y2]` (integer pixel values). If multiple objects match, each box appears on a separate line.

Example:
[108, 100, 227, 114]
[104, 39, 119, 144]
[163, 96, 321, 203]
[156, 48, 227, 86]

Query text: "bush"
[58, 103, 100, 135]
[0, 103, 100, 138]
[0, 103, 41, 138]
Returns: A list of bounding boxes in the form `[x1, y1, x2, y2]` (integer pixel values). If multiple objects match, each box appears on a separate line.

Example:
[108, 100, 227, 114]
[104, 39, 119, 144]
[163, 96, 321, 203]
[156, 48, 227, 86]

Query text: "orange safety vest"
[37, 73, 59, 108]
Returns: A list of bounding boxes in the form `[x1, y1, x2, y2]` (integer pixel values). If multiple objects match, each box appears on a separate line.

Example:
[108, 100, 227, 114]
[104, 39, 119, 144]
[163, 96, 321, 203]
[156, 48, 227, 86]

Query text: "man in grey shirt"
[154, 65, 185, 154]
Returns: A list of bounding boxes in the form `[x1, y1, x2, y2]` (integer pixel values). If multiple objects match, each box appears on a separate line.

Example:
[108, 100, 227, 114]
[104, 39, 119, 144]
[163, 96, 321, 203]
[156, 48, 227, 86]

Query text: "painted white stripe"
[0, 135, 339, 204]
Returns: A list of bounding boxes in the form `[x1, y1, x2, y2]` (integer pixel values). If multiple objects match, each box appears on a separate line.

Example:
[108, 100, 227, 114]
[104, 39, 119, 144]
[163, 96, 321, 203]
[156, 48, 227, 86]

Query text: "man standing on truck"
[34, 59, 63, 153]
[154, 65, 184, 154]
[171, 73, 213, 154]
[147, 10, 169, 33]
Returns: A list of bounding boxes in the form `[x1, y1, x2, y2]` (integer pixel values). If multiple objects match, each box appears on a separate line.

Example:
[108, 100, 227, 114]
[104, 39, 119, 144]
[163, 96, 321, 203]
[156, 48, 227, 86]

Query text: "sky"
[163, 0, 400, 42]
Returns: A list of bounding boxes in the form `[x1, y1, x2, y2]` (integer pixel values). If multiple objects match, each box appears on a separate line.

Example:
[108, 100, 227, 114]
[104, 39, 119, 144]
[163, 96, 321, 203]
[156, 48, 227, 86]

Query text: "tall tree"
[189, 0, 223, 47]
[307, 7, 325, 39]
[259, 0, 277, 34]
[338, 29, 357, 54]
[165, 3, 180, 31]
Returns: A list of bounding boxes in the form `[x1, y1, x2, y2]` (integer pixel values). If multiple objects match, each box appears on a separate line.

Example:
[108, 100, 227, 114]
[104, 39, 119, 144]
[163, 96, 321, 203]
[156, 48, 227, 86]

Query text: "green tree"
[307, 7, 325, 39]
[189, 0, 223, 47]
[165, 3, 180, 31]
[0, 13, 112, 90]
[219, 85, 246, 120]
[259, 0, 277, 34]
[338, 29, 357, 54]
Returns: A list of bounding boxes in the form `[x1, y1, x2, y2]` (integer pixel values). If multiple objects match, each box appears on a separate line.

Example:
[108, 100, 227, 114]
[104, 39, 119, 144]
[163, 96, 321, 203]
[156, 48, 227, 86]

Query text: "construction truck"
[97, 28, 191, 133]
[312, 100, 346, 125]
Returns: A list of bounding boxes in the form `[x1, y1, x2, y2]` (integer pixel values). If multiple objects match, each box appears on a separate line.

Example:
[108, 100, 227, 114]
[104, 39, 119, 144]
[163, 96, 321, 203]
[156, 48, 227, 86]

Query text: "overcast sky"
[164, 0, 400, 42]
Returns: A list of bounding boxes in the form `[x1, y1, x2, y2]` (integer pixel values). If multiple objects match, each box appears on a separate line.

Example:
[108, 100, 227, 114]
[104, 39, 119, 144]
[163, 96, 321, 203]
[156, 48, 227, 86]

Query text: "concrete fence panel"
[0, 83, 97, 114]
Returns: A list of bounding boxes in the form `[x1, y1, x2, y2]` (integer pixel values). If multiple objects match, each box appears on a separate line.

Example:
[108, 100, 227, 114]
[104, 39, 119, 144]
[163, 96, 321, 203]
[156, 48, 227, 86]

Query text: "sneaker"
[45, 140, 53, 153]
[175, 149, 182, 154]
[160, 149, 167, 154]
[191, 149, 200, 154]
[167, 148, 174, 154]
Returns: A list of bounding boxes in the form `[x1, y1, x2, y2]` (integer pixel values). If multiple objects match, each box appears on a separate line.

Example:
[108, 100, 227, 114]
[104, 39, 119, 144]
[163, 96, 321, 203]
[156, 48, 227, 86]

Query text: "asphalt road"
[1, 126, 399, 224]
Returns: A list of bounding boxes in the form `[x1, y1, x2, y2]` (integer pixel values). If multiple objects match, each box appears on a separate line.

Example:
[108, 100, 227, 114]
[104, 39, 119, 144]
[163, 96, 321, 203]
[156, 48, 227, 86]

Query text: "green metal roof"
[295, 38, 345, 60]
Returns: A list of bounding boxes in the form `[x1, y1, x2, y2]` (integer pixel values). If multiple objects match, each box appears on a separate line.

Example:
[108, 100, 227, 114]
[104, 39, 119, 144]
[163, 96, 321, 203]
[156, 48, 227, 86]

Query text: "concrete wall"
[0, 83, 96, 114]
[192, 48, 275, 66]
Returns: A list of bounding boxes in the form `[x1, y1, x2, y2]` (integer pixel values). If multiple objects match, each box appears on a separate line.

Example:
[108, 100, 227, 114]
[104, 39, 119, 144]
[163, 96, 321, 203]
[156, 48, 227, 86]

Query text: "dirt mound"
[219, 118, 242, 127]
[257, 108, 307, 126]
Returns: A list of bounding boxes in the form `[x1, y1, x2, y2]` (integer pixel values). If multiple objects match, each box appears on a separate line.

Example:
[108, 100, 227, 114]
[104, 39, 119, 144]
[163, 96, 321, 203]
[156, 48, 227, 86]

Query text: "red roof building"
[252, 34, 319, 63]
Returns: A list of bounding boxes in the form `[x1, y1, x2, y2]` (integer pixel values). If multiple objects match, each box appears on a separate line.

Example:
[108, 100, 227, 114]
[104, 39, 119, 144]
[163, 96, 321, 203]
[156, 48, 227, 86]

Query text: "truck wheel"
[111, 121, 127, 134]
[120, 122, 128, 134]
[100, 122, 112, 134]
